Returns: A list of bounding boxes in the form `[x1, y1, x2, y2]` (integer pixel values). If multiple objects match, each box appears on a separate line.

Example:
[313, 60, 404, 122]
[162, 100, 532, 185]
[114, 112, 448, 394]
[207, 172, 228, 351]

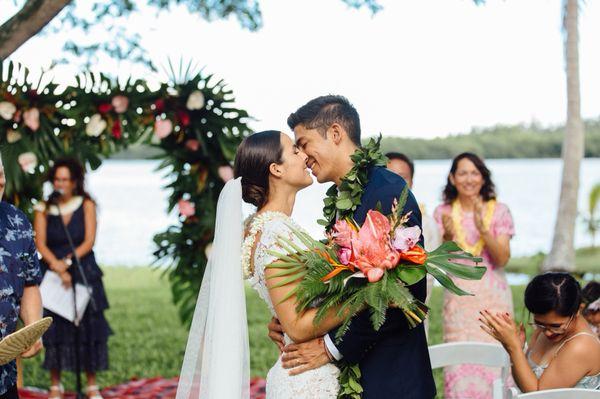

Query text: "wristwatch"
[64, 257, 73, 268]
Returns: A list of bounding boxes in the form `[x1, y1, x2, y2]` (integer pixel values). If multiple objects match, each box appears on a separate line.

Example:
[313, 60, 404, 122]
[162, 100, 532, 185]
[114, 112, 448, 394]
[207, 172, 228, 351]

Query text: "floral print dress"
[0, 202, 42, 395]
[434, 202, 515, 399]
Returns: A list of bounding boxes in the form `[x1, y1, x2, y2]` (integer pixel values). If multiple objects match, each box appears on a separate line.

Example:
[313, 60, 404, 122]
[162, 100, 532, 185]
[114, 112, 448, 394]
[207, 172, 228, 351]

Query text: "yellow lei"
[451, 199, 496, 256]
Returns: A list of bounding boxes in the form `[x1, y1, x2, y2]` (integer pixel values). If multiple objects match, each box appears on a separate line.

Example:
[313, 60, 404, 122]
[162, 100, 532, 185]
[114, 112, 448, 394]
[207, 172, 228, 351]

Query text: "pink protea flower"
[154, 119, 173, 139]
[111, 95, 129, 114]
[392, 225, 422, 252]
[218, 165, 234, 182]
[332, 219, 357, 249]
[23, 108, 40, 131]
[178, 199, 195, 217]
[350, 210, 400, 282]
[185, 139, 200, 151]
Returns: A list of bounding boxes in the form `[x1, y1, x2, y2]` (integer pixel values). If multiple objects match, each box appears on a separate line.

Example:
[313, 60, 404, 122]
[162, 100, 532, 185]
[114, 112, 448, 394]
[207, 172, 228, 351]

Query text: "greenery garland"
[317, 136, 386, 398]
[0, 60, 252, 326]
[319, 135, 388, 232]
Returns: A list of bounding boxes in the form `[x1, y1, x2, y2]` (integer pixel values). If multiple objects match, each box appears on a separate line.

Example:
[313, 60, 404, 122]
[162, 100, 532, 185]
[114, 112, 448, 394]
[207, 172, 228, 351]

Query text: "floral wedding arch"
[0, 61, 252, 324]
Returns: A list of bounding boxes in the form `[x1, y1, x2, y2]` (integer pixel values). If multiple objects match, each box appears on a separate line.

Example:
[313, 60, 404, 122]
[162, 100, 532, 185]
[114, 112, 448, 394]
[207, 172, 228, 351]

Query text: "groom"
[267, 95, 436, 398]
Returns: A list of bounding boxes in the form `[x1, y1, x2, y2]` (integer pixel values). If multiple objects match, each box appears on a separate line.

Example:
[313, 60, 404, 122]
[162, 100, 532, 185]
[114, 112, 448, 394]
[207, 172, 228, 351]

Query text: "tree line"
[378, 119, 600, 159]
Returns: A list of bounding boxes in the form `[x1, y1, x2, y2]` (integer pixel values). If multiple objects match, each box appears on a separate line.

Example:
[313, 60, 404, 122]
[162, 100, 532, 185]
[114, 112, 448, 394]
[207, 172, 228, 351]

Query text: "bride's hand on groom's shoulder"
[268, 317, 285, 352]
[281, 337, 331, 376]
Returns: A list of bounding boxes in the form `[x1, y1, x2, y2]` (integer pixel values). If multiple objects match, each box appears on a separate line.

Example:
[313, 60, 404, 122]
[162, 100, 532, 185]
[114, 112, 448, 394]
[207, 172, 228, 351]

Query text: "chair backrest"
[508, 387, 600, 398]
[429, 342, 511, 399]
[428, 342, 510, 369]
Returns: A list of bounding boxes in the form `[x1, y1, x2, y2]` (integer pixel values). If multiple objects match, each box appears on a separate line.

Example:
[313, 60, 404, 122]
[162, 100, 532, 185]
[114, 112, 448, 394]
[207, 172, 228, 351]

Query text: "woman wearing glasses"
[480, 272, 600, 392]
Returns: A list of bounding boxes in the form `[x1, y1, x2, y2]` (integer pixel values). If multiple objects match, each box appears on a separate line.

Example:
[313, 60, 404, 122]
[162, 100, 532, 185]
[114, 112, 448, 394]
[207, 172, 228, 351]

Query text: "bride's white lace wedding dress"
[242, 211, 340, 399]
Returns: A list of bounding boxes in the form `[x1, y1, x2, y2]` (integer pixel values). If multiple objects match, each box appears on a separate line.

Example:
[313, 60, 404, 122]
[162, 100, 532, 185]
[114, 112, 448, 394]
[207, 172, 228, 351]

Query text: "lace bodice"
[242, 212, 340, 398]
[243, 211, 302, 317]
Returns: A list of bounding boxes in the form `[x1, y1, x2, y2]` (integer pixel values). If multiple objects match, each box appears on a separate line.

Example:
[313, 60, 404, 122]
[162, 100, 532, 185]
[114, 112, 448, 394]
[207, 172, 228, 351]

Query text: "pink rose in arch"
[23, 108, 40, 131]
[111, 95, 129, 114]
[154, 119, 173, 139]
[185, 139, 200, 152]
[18, 152, 38, 173]
[178, 199, 196, 217]
[218, 165, 234, 182]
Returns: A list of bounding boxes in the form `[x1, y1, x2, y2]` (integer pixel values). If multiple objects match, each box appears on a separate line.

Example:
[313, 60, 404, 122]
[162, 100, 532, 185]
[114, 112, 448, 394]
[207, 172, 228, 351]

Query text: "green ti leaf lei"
[316, 135, 386, 398]
[318, 136, 388, 232]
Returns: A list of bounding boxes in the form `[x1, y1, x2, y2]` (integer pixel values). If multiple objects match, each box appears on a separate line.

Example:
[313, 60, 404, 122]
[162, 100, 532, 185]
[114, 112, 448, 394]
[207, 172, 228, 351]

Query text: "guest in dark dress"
[33, 158, 111, 399]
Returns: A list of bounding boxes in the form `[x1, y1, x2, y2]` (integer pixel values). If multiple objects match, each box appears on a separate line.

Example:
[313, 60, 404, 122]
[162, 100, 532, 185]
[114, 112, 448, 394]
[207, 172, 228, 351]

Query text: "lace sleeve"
[254, 218, 305, 281]
[244, 213, 306, 314]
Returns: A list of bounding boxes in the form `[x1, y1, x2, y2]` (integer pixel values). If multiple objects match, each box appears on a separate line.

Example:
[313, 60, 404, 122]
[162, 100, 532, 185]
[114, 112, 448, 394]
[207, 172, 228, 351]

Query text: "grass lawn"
[507, 246, 600, 276]
[22, 267, 528, 398]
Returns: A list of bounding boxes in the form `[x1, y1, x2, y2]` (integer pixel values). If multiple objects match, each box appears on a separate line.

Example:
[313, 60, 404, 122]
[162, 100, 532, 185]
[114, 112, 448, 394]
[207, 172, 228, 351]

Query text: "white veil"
[176, 177, 250, 399]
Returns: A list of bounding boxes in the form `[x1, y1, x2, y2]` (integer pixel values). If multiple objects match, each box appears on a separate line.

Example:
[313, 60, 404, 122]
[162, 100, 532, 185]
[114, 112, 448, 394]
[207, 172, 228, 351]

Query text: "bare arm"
[533, 337, 600, 391]
[480, 311, 600, 392]
[481, 232, 511, 267]
[265, 264, 345, 344]
[507, 342, 540, 392]
[19, 285, 42, 325]
[19, 285, 43, 358]
[72, 199, 97, 259]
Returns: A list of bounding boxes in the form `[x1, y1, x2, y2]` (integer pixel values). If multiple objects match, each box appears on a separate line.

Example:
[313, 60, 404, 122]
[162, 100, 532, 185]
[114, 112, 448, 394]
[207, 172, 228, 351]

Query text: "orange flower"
[399, 245, 427, 265]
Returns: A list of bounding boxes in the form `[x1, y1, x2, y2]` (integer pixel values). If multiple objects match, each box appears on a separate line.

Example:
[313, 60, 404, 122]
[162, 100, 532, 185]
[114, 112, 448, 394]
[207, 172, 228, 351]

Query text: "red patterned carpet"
[19, 377, 267, 399]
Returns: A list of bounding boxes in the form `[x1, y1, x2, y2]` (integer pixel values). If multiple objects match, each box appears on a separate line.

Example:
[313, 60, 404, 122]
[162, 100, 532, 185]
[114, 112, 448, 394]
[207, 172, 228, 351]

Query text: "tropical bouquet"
[266, 186, 487, 340]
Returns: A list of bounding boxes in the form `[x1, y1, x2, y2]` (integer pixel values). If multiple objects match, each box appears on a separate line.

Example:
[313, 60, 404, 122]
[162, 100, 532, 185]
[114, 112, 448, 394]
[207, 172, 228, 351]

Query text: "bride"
[176, 130, 346, 398]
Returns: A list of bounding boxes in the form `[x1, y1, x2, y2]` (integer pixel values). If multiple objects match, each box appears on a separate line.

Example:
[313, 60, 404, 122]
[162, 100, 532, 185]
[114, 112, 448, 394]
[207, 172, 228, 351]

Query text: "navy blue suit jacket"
[327, 167, 436, 399]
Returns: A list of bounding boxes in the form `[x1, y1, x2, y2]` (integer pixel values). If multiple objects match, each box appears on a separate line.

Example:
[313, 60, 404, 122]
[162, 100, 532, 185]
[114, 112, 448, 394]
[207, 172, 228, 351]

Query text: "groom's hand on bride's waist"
[282, 337, 332, 376]
[268, 317, 285, 352]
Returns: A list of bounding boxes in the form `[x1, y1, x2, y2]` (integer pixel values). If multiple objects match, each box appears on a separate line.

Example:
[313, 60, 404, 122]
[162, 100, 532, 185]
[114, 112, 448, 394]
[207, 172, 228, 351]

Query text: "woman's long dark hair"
[524, 273, 582, 317]
[47, 157, 93, 202]
[442, 152, 496, 204]
[233, 131, 283, 209]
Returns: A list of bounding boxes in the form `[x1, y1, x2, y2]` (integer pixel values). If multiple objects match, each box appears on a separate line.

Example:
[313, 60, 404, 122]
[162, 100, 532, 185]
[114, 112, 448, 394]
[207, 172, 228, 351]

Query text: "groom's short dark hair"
[287, 95, 361, 146]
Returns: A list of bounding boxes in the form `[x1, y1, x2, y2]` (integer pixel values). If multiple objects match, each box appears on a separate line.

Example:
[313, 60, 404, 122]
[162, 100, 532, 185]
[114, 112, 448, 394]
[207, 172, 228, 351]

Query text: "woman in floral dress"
[434, 152, 515, 399]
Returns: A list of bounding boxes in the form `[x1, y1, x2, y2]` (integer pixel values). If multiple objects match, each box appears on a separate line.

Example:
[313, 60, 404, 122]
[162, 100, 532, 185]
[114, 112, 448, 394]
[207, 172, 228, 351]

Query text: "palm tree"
[542, 0, 585, 272]
[584, 183, 600, 247]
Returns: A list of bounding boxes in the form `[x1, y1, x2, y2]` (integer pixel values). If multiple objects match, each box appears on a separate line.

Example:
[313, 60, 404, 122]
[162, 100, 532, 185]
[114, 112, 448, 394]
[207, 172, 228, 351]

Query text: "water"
[84, 158, 600, 267]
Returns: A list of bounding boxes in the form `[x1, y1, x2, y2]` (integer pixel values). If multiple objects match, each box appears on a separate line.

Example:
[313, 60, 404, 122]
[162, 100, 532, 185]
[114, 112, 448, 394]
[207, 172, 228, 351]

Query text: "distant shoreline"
[112, 119, 600, 160]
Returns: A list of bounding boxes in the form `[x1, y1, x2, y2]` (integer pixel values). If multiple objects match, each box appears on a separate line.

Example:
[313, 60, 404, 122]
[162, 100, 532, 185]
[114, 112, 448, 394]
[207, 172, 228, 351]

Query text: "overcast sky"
[4, 0, 600, 138]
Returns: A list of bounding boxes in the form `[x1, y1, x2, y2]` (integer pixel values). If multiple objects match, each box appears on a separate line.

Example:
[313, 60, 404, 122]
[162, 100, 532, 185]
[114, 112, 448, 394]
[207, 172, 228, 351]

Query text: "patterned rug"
[19, 377, 267, 399]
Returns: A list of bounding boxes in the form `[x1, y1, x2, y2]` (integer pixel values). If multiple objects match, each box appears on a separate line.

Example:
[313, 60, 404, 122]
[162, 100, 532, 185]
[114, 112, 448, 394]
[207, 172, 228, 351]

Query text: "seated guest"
[582, 281, 600, 337]
[480, 272, 600, 392]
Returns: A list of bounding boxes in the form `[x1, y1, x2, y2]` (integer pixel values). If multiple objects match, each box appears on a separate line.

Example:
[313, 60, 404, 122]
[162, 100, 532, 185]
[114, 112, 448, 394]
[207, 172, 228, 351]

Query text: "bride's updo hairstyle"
[234, 130, 283, 209]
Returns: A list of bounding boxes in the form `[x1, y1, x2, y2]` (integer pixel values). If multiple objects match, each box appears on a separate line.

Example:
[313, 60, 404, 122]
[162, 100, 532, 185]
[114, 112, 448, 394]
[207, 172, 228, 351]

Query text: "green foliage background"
[379, 120, 600, 159]
[0, 61, 251, 326]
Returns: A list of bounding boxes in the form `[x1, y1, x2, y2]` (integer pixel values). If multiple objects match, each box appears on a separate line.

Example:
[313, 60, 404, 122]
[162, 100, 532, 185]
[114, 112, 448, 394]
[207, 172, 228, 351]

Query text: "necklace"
[319, 136, 387, 231]
[451, 199, 496, 256]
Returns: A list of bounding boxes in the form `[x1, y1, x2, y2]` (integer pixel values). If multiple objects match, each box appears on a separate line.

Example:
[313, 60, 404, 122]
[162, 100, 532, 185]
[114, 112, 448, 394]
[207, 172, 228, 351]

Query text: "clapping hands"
[479, 309, 525, 352]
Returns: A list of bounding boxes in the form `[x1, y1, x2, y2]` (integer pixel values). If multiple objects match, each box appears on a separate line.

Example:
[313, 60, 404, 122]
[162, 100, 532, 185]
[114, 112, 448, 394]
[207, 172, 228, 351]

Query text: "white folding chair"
[428, 342, 510, 399]
[507, 387, 600, 398]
